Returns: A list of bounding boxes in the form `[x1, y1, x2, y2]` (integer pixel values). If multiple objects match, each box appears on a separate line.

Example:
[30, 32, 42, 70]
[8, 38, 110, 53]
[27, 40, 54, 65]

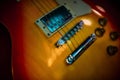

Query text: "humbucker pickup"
[35, 6, 73, 37]
[35, 0, 91, 37]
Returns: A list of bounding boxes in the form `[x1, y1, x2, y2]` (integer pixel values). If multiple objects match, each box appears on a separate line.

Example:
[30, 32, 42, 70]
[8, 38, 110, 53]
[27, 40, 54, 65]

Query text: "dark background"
[90, 0, 120, 30]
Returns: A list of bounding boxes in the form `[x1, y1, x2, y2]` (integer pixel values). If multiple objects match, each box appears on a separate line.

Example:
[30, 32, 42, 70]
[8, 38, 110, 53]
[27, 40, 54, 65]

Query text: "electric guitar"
[0, 0, 120, 79]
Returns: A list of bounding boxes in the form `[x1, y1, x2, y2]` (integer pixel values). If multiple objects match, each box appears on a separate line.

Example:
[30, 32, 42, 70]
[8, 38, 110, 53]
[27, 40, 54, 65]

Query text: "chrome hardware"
[66, 33, 96, 64]
[56, 21, 84, 47]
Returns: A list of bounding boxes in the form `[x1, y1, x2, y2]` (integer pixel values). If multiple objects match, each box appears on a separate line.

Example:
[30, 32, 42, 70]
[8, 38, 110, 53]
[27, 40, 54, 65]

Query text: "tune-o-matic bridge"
[55, 21, 84, 47]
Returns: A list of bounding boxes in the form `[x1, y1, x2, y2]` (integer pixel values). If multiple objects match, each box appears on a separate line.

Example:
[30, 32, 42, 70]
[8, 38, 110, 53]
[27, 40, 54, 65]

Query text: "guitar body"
[0, 0, 120, 79]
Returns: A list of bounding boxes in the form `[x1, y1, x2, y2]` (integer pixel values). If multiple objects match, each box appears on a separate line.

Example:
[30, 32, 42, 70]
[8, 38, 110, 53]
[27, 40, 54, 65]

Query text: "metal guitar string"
[35, 0, 49, 13]
[77, 17, 89, 43]
[31, 0, 74, 52]
[64, 23, 79, 47]
[71, 19, 83, 45]
[58, 29, 75, 52]
[40, 0, 76, 52]
[31, 0, 46, 14]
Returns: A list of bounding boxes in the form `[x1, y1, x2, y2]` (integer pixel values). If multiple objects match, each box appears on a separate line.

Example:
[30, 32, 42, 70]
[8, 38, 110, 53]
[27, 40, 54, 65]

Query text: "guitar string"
[79, 23, 88, 44]
[35, 0, 49, 13]
[31, 0, 76, 52]
[60, 26, 77, 51]
[46, 0, 58, 8]
[44, 0, 75, 52]
[80, 16, 91, 42]
[65, 18, 84, 48]
[80, 16, 92, 43]
[72, 18, 89, 48]
[59, 30, 73, 52]
[71, 18, 87, 46]
[46, 0, 75, 52]
[43, 0, 54, 10]
[32, 0, 53, 32]
[32, 0, 94, 54]
[82, 15, 93, 39]
[75, 18, 85, 44]
[32, 0, 87, 43]
[70, 20, 80, 45]
[31, 0, 46, 14]
[64, 23, 79, 48]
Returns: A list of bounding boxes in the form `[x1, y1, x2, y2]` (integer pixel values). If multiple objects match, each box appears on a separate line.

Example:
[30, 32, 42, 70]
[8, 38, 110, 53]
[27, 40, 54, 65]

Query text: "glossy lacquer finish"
[0, 0, 120, 80]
